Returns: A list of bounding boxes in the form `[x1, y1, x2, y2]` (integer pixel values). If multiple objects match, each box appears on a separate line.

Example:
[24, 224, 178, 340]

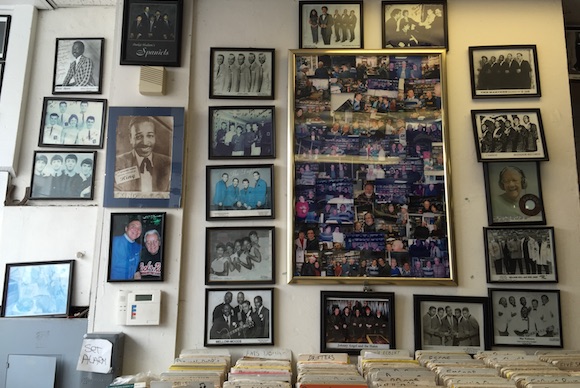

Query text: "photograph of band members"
[53, 38, 102, 94]
[128, 4, 177, 41]
[382, 3, 446, 48]
[299, 3, 363, 49]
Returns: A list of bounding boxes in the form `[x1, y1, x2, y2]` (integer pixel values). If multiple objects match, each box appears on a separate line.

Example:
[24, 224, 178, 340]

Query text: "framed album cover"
[0, 15, 10, 60]
[565, 27, 580, 81]
[52, 38, 104, 94]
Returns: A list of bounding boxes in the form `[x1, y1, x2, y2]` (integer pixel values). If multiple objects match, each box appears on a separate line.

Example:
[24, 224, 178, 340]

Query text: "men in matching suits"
[62, 41, 95, 87]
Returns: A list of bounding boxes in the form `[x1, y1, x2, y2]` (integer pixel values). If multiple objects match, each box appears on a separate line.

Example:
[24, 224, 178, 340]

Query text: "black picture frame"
[52, 38, 104, 95]
[0, 15, 11, 60]
[320, 291, 395, 355]
[413, 294, 491, 354]
[206, 164, 275, 220]
[484, 226, 557, 283]
[299, 1, 364, 49]
[204, 288, 274, 346]
[1, 260, 74, 318]
[38, 98, 107, 148]
[209, 48, 275, 100]
[120, 0, 183, 67]
[471, 108, 548, 162]
[0, 62, 4, 95]
[469, 45, 541, 99]
[483, 161, 546, 226]
[107, 212, 166, 282]
[382, 1, 447, 49]
[209, 106, 275, 159]
[564, 26, 580, 81]
[30, 151, 97, 200]
[206, 226, 276, 285]
[488, 288, 562, 348]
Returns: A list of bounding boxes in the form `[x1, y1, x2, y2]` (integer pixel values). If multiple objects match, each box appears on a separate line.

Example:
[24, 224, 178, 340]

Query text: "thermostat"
[125, 290, 161, 326]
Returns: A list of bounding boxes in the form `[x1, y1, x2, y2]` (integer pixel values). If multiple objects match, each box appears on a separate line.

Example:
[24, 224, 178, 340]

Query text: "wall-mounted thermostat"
[125, 290, 161, 326]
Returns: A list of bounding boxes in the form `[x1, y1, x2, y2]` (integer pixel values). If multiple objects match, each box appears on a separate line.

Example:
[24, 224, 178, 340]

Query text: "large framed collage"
[288, 49, 454, 284]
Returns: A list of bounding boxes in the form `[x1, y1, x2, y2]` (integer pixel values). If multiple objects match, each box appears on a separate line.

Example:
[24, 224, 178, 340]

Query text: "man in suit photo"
[62, 41, 95, 87]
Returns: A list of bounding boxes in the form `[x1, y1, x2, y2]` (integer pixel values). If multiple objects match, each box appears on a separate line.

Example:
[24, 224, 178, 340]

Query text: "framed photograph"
[489, 288, 562, 348]
[288, 49, 455, 285]
[1, 260, 74, 318]
[120, 0, 183, 67]
[209, 106, 275, 159]
[0, 15, 11, 60]
[30, 151, 96, 200]
[52, 38, 104, 94]
[206, 164, 274, 220]
[0, 62, 4, 95]
[206, 227, 275, 285]
[471, 109, 548, 162]
[564, 27, 580, 81]
[484, 226, 557, 283]
[38, 98, 107, 148]
[204, 288, 274, 346]
[483, 161, 546, 226]
[107, 212, 166, 282]
[209, 48, 275, 99]
[469, 45, 541, 99]
[103, 106, 185, 208]
[299, 1, 364, 49]
[382, 1, 447, 49]
[413, 294, 491, 354]
[321, 291, 395, 354]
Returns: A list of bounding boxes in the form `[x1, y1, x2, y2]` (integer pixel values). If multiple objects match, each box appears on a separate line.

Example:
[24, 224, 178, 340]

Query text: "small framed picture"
[484, 226, 557, 283]
[489, 288, 562, 348]
[205, 288, 274, 346]
[413, 294, 491, 354]
[38, 98, 107, 148]
[52, 38, 104, 94]
[107, 212, 166, 282]
[206, 227, 275, 285]
[209, 106, 275, 159]
[321, 291, 395, 354]
[565, 27, 580, 81]
[299, 1, 364, 49]
[471, 109, 548, 161]
[0, 15, 10, 60]
[0, 62, 4, 95]
[206, 164, 274, 220]
[30, 151, 96, 200]
[483, 161, 546, 226]
[469, 45, 541, 99]
[209, 48, 275, 100]
[382, 1, 447, 49]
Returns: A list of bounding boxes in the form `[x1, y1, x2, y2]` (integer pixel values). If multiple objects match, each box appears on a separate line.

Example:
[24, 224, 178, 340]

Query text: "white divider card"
[76, 338, 113, 373]
[243, 348, 292, 361]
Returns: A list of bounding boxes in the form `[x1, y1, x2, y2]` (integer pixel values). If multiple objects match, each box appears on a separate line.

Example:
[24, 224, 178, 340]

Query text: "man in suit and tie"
[252, 295, 270, 338]
[319, 6, 333, 45]
[441, 306, 458, 345]
[62, 41, 95, 87]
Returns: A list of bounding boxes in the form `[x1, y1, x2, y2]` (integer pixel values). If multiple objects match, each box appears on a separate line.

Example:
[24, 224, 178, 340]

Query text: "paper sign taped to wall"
[76, 338, 112, 373]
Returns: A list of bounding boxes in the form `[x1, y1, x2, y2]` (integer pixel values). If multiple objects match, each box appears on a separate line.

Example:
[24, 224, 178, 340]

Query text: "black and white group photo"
[382, 3, 446, 48]
[127, 3, 177, 41]
[53, 38, 103, 94]
[300, 2, 363, 49]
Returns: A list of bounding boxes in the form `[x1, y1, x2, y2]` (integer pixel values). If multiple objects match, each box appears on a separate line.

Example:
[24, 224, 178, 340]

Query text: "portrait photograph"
[469, 45, 541, 98]
[471, 109, 548, 162]
[489, 288, 562, 348]
[483, 161, 546, 226]
[209, 106, 275, 159]
[104, 106, 185, 208]
[299, 1, 364, 49]
[413, 294, 491, 354]
[204, 288, 274, 346]
[0, 15, 11, 60]
[107, 212, 166, 282]
[52, 37, 104, 94]
[382, 1, 447, 49]
[484, 226, 557, 283]
[38, 98, 107, 148]
[30, 151, 96, 200]
[565, 27, 580, 81]
[320, 291, 395, 354]
[209, 48, 275, 99]
[206, 164, 274, 220]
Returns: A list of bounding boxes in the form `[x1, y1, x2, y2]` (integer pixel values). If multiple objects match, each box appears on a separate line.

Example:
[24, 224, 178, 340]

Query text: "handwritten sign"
[76, 338, 112, 374]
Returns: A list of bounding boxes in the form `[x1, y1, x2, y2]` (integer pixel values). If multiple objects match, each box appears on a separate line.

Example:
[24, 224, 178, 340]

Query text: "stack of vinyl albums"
[358, 349, 438, 387]
[295, 353, 366, 388]
[158, 349, 230, 387]
[224, 348, 292, 387]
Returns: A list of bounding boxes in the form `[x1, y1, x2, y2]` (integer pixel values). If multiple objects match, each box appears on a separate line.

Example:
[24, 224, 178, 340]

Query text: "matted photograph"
[483, 161, 546, 226]
[209, 106, 275, 159]
[413, 294, 491, 354]
[0, 15, 10, 60]
[107, 212, 165, 282]
[382, 1, 447, 49]
[30, 151, 96, 200]
[565, 27, 580, 81]
[205, 288, 274, 346]
[1, 260, 74, 318]
[209, 48, 275, 99]
[299, 1, 364, 49]
[38, 98, 107, 148]
[484, 226, 557, 283]
[206, 164, 274, 220]
[489, 288, 562, 348]
[52, 38, 104, 94]
[206, 227, 275, 285]
[321, 291, 395, 354]
[104, 106, 185, 208]
[469, 45, 541, 99]
[471, 109, 548, 161]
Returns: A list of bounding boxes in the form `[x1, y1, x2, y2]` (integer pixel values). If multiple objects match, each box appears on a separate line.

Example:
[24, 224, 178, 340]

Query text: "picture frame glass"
[382, 2, 447, 49]
[52, 38, 104, 94]
[0, 15, 11, 60]
[299, 2, 364, 49]
[565, 27, 580, 80]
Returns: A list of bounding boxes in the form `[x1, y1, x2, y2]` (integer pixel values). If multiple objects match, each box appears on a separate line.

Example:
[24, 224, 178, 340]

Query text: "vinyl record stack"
[295, 353, 366, 388]
[358, 349, 438, 387]
[225, 353, 292, 387]
[158, 349, 230, 387]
